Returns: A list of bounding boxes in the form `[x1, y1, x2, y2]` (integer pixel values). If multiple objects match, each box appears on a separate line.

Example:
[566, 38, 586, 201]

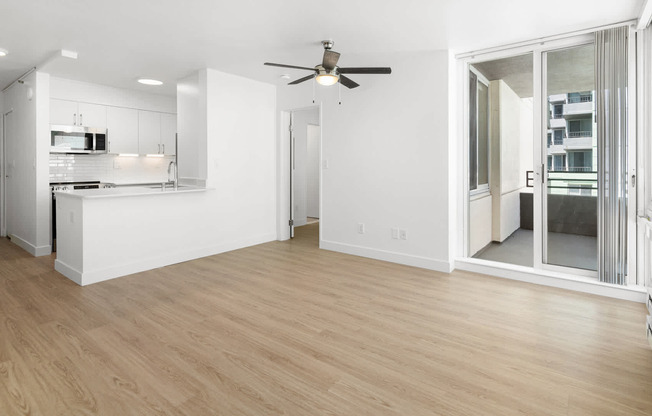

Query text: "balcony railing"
[547, 171, 598, 196]
[550, 166, 593, 172]
[568, 95, 593, 103]
[568, 130, 592, 138]
[551, 113, 564, 119]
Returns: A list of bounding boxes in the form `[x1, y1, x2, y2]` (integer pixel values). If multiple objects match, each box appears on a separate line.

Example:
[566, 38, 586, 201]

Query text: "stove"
[50, 181, 115, 191]
[50, 181, 115, 251]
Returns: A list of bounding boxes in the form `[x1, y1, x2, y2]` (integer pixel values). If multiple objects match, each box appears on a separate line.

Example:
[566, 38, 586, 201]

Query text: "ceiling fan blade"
[339, 67, 392, 74]
[339, 75, 359, 89]
[264, 62, 317, 72]
[288, 74, 315, 85]
[322, 50, 340, 70]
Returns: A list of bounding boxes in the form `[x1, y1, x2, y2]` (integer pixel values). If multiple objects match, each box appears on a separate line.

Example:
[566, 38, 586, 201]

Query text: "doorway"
[288, 107, 321, 241]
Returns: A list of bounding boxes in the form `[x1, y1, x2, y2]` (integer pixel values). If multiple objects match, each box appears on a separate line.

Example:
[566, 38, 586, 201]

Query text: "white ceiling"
[0, 0, 644, 96]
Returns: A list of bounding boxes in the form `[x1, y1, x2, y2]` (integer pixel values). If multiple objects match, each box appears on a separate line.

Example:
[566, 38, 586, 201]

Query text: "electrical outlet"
[399, 229, 407, 240]
[69, 212, 75, 224]
[322, 159, 329, 169]
[358, 223, 365, 234]
[391, 228, 399, 239]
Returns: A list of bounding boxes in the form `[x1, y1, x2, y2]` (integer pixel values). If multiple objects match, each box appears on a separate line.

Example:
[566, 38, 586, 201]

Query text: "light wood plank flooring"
[0, 224, 651, 415]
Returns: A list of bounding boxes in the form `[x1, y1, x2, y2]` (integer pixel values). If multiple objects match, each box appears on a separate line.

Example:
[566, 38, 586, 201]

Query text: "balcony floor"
[473, 228, 597, 271]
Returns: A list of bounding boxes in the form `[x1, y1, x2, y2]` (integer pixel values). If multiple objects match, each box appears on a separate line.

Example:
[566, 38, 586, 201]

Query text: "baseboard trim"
[9, 234, 51, 257]
[455, 258, 647, 303]
[62, 233, 277, 286]
[54, 260, 83, 285]
[320, 240, 452, 273]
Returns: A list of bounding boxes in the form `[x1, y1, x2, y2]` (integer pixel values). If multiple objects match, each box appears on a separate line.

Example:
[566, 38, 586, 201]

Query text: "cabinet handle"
[158, 144, 161, 153]
[80, 114, 83, 126]
[73, 113, 77, 125]
[162, 144, 165, 154]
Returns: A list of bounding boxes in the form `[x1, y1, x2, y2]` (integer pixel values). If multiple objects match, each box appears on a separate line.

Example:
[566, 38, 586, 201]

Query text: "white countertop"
[54, 185, 211, 199]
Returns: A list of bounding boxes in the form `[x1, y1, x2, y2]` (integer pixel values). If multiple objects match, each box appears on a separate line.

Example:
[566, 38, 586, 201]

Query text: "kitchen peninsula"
[54, 185, 214, 285]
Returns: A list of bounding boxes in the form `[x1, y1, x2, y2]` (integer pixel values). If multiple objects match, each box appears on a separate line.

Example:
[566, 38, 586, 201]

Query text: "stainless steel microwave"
[50, 125, 108, 154]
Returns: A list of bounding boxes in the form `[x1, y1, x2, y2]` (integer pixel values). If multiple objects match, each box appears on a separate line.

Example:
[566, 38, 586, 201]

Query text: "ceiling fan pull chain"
[338, 82, 342, 105]
[312, 78, 316, 104]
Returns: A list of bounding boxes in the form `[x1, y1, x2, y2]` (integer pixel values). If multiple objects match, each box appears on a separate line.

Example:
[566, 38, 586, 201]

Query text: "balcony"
[549, 94, 566, 103]
[564, 136, 593, 150]
[549, 118, 566, 129]
[563, 101, 594, 117]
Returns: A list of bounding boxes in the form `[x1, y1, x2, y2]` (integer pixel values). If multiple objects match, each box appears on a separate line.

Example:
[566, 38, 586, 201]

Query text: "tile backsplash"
[49, 153, 175, 184]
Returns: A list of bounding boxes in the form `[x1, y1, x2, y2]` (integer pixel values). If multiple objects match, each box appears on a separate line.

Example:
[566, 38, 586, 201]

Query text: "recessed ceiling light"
[280, 74, 290, 79]
[0, 49, 8, 57]
[138, 78, 163, 86]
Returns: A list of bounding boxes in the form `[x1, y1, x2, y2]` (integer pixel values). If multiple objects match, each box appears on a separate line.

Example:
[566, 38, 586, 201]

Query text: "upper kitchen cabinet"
[106, 106, 139, 154]
[160, 113, 177, 155]
[138, 111, 176, 155]
[50, 99, 107, 128]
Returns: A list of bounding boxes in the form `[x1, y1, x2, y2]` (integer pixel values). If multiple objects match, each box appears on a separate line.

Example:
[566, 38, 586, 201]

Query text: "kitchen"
[2, 68, 277, 286]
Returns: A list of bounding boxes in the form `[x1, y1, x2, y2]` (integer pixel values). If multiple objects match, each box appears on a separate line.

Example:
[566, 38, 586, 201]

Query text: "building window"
[568, 118, 592, 138]
[553, 129, 564, 145]
[552, 104, 563, 119]
[568, 150, 593, 172]
[469, 69, 489, 192]
[552, 154, 566, 171]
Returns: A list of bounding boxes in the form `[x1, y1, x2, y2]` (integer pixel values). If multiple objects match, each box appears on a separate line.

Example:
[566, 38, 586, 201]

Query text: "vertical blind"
[596, 26, 628, 285]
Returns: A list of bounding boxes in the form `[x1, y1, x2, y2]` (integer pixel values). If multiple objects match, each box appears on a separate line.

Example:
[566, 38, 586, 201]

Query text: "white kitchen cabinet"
[50, 99, 107, 128]
[50, 99, 79, 126]
[138, 110, 161, 155]
[160, 113, 177, 155]
[106, 107, 138, 154]
[77, 102, 107, 128]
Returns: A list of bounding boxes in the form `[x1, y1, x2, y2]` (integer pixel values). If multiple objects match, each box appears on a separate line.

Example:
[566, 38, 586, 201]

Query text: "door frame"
[278, 104, 322, 241]
[457, 23, 638, 284]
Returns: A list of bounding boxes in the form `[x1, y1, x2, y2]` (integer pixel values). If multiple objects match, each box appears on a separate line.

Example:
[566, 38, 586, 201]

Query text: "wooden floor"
[1, 224, 651, 415]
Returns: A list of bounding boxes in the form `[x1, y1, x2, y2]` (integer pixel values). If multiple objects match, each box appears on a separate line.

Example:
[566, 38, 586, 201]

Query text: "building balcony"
[547, 144, 566, 155]
[563, 101, 594, 117]
[564, 135, 593, 150]
[549, 118, 566, 129]
[549, 94, 566, 103]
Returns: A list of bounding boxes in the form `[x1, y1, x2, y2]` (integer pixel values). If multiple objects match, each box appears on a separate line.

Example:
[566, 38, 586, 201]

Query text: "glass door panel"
[544, 44, 597, 271]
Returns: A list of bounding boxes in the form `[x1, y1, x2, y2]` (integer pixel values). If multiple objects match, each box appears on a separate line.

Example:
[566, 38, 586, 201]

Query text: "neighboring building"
[547, 91, 597, 196]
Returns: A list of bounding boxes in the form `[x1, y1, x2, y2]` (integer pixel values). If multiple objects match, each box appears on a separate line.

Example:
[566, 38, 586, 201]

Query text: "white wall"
[291, 107, 319, 226]
[2, 71, 51, 255]
[277, 51, 453, 272]
[173, 68, 277, 248]
[490, 80, 533, 242]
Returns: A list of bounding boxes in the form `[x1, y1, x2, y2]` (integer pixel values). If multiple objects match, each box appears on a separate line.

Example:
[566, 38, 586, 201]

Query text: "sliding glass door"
[465, 28, 636, 283]
[543, 43, 598, 271]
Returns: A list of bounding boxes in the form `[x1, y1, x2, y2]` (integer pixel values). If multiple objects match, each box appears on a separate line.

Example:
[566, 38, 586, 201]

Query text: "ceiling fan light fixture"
[315, 67, 339, 86]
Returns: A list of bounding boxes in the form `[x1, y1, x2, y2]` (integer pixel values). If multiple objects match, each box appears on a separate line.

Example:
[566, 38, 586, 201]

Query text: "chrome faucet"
[167, 161, 178, 190]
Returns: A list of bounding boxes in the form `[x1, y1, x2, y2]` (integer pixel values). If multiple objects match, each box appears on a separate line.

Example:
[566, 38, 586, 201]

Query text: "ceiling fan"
[264, 40, 391, 89]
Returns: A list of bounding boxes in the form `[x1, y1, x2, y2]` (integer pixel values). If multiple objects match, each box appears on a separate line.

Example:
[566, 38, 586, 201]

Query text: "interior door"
[542, 43, 598, 273]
